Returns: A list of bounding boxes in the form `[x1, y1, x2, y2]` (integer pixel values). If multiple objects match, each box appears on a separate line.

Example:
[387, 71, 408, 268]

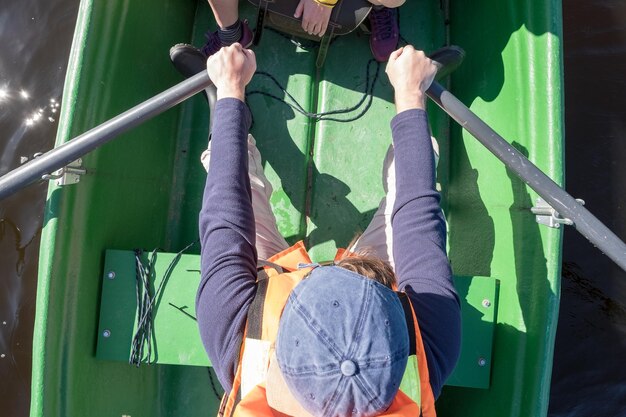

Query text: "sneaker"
[169, 44, 207, 78]
[368, 7, 399, 62]
[169, 20, 254, 77]
[201, 19, 254, 57]
[169, 43, 217, 106]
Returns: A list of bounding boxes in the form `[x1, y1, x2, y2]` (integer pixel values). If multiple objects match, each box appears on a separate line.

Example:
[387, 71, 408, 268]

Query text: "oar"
[0, 46, 455, 201]
[426, 79, 626, 271]
[0, 47, 451, 201]
[0, 70, 213, 200]
[1, 46, 624, 271]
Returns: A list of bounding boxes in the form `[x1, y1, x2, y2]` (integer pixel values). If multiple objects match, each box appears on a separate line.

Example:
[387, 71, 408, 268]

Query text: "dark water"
[0, 2, 80, 416]
[547, 2, 626, 416]
[0, 1, 625, 416]
[0, 0, 78, 417]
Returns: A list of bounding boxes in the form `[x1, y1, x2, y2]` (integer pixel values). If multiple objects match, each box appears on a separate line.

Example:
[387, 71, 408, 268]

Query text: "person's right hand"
[207, 43, 257, 102]
[385, 45, 438, 113]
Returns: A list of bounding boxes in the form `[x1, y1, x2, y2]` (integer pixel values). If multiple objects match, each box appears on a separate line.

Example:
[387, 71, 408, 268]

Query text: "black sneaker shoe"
[169, 20, 254, 78]
[169, 44, 216, 108]
[169, 44, 207, 78]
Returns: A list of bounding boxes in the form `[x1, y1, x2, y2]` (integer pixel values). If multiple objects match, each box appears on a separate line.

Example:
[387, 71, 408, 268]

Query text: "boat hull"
[32, 1, 564, 416]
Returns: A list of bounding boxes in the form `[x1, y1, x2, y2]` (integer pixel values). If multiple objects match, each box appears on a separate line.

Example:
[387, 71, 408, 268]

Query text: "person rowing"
[197, 42, 461, 417]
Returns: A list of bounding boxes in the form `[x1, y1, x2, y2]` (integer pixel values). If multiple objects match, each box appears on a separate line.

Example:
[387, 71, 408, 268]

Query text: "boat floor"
[170, 1, 450, 262]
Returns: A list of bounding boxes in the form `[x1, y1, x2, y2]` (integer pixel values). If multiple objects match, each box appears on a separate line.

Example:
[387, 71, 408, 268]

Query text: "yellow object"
[314, 0, 338, 7]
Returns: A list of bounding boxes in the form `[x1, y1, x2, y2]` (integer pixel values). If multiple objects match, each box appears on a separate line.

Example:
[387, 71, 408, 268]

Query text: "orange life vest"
[217, 241, 436, 417]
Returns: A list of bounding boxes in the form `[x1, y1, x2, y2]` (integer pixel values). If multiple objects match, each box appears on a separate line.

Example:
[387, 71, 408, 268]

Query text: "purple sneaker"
[368, 7, 399, 62]
[201, 19, 254, 57]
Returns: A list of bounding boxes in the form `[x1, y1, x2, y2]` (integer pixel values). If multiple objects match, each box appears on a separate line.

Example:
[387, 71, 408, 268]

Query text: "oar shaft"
[0, 71, 213, 200]
[427, 81, 626, 271]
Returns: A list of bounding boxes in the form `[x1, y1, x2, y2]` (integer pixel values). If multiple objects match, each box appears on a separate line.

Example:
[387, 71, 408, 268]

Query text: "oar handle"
[0, 71, 213, 200]
[426, 80, 626, 272]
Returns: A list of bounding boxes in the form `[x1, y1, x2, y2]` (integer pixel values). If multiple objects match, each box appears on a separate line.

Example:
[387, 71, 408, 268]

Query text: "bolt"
[102, 329, 111, 338]
[482, 299, 491, 308]
[107, 271, 116, 279]
[478, 357, 486, 367]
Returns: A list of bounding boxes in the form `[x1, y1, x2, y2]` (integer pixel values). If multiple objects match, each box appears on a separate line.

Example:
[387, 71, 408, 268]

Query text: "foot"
[169, 20, 253, 78]
[368, 7, 399, 62]
[201, 19, 254, 57]
[169, 44, 207, 78]
[169, 43, 218, 108]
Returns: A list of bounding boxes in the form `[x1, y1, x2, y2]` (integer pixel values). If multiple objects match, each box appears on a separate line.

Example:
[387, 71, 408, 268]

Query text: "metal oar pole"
[427, 80, 626, 272]
[0, 71, 213, 200]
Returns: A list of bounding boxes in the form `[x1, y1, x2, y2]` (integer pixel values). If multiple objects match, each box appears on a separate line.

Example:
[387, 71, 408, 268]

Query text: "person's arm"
[385, 46, 462, 397]
[197, 44, 258, 392]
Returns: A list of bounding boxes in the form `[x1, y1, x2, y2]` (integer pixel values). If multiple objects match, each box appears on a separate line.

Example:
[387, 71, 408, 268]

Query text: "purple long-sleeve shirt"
[198, 98, 461, 399]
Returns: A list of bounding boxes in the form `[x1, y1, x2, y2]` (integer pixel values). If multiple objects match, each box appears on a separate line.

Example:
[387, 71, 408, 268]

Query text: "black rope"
[130, 241, 198, 367]
[130, 248, 156, 367]
[246, 58, 380, 123]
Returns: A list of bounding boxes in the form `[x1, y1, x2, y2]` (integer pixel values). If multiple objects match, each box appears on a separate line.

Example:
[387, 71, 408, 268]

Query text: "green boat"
[31, 0, 564, 416]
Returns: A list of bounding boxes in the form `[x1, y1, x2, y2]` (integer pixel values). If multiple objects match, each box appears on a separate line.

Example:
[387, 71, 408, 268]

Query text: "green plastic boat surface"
[95, 250, 497, 390]
[32, 0, 564, 416]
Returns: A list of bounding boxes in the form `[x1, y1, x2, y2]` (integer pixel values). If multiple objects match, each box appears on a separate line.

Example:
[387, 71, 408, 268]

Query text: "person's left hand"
[294, 0, 332, 37]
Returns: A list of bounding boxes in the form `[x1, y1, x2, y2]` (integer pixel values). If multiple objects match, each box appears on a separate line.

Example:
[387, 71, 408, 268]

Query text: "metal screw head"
[102, 329, 111, 338]
[482, 299, 491, 308]
[478, 357, 487, 367]
[107, 271, 116, 279]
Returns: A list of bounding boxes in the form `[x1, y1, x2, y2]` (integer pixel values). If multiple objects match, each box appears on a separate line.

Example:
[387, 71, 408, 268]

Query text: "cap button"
[340, 360, 357, 376]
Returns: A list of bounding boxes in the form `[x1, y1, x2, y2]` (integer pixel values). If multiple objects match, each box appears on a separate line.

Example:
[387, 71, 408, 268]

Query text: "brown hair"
[335, 249, 397, 289]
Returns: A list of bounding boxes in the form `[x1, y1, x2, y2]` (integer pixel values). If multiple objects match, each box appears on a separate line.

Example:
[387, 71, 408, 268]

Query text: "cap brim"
[266, 352, 316, 417]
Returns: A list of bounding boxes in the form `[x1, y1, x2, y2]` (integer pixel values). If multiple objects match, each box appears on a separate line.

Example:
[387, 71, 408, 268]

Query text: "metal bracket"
[531, 197, 585, 229]
[41, 158, 86, 186]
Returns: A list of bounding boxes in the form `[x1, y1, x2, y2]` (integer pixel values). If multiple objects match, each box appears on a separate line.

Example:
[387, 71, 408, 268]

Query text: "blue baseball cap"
[275, 266, 409, 417]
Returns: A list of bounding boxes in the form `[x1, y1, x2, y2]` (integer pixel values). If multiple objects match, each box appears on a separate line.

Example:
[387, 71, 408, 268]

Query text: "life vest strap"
[256, 259, 285, 273]
[246, 275, 269, 340]
[396, 292, 417, 356]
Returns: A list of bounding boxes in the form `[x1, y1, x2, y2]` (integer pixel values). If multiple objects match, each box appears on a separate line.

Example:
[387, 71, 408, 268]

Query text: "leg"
[203, 0, 253, 56]
[207, 0, 239, 28]
[201, 134, 290, 260]
[349, 138, 439, 269]
[368, 0, 405, 7]
[348, 146, 396, 267]
[169, 0, 250, 74]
